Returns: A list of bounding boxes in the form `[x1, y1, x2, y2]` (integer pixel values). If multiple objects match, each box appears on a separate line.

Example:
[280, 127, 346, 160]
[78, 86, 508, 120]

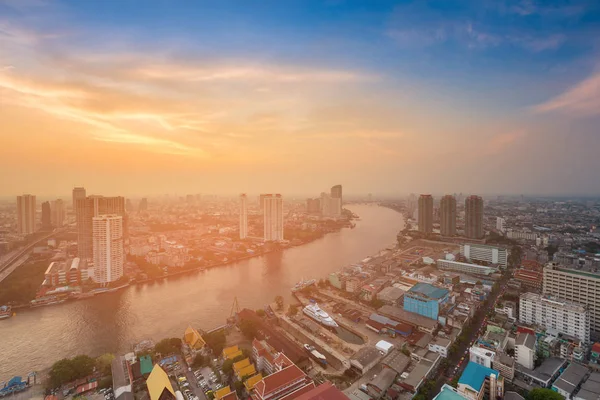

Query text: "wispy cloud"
[533, 70, 600, 116]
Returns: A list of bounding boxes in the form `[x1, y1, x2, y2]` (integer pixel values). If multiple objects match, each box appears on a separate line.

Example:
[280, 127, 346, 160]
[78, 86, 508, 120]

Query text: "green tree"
[370, 298, 385, 309]
[527, 388, 564, 400]
[240, 319, 258, 340]
[155, 338, 182, 356]
[192, 354, 207, 368]
[256, 309, 266, 317]
[234, 381, 244, 396]
[204, 330, 227, 355]
[96, 353, 115, 376]
[222, 359, 234, 375]
[71, 355, 95, 377]
[449, 377, 459, 388]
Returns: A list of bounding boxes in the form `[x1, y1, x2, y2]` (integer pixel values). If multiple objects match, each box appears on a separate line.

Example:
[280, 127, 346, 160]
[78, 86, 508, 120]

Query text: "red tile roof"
[592, 342, 600, 353]
[292, 382, 350, 400]
[278, 383, 316, 400]
[253, 365, 306, 398]
[221, 393, 239, 400]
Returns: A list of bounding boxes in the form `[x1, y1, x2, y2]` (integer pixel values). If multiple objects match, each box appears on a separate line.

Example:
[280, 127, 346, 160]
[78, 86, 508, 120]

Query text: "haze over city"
[2, 0, 600, 196]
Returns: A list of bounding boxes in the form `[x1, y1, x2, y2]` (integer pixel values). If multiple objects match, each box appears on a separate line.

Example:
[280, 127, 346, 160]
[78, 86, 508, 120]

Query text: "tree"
[240, 319, 258, 340]
[204, 330, 227, 355]
[155, 338, 182, 356]
[192, 354, 207, 368]
[234, 381, 244, 396]
[527, 388, 564, 400]
[48, 355, 96, 389]
[222, 359, 234, 375]
[287, 304, 299, 316]
[96, 353, 115, 376]
[449, 377, 459, 388]
[71, 355, 95, 377]
[370, 298, 385, 309]
[275, 295, 284, 311]
[256, 309, 266, 317]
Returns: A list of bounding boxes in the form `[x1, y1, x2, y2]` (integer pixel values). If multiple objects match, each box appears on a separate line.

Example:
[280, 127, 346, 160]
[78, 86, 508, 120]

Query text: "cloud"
[533, 70, 600, 116]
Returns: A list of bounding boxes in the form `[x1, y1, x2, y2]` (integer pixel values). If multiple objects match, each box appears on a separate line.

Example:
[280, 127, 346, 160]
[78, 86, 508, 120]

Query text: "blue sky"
[1, 0, 600, 196]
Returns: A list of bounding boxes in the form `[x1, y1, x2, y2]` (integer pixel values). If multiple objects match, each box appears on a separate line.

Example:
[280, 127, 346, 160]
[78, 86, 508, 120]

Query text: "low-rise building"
[552, 363, 588, 400]
[457, 362, 503, 400]
[428, 337, 451, 358]
[515, 357, 566, 388]
[515, 332, 536, 370]
[377, 286, 405, 306]
[403, 282, 450, 321]
[436, 259, 498, 277]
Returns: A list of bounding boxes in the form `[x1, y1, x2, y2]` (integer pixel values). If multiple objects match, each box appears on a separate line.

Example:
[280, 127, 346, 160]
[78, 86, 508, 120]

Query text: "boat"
[30, 296, 66, 308]
[302, 303, 339, 328]
[291, 278, 316, 292]
[0, 305, 12, 320]
[303, 344, 327, 366]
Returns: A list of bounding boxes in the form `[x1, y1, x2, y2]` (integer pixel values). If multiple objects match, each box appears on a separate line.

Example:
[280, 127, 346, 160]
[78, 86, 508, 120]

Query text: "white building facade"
[93, 214, 124, 284]
[16, 194, 36, 235]
[263, 194, 283, 242]
[239, 194, 248, 240]
[460, 244, 508, 267]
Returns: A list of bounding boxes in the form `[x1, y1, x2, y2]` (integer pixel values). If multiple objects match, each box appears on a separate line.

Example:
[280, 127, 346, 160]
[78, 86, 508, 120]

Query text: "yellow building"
[233, 358, 251, 375]
[236, 364, 256, 380]
[183, 326, 206, 350]
[244, 374, 263, 391]
[222, 345, 243, 360]
[214, 386, 232, 399]
[147, 365, 175, 400]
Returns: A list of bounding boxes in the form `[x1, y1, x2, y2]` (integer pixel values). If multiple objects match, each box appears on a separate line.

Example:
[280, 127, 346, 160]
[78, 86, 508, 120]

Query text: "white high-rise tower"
[263, 194, 283, 242]
[16, 194, 36, 235]
[240, 194, 248, 239]
[93, 214, 124, 284]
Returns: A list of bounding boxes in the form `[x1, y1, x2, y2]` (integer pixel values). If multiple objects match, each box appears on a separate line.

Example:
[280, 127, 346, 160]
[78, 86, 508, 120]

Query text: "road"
[427, 271, 511, 399]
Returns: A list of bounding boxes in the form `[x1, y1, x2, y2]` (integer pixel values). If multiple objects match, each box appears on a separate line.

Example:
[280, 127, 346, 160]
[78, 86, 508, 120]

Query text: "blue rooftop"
[409, 282, 449, 300]
[458, 362, 499, 392]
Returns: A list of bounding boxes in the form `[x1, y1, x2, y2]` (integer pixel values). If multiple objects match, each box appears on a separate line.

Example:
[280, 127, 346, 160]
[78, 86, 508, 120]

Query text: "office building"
[465, 195, 484, 239]
[51, 199, 65, 227]
[138, 198, 148, 212]
[519, 292, 590, 343]
[331, 184, 343, 214]
[76, 195, 125, 260]
[93, 214, 124, 284]
[437, 259, 498, 276]
[457, 362, 503, 400]
[16, 194, 36, 235]
[496, 217, 505, 233]
[41, 201, 52, 230]
[239, 194, 248, 240]
[515, 332, 536, 369]
[418, 194, 433, 234]
[460, 244, 508, 267]
[306, 198, 320, 214]
[72, 187, 86, 209]
[263, 194, 283, 242]
[543, 263, 600, 337]
[440, 195, 457, 236]
[403, 282, 450, 320]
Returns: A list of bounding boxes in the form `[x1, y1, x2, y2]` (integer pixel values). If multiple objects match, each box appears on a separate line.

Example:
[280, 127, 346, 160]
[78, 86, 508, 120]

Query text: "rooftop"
[350, 346, 382, 370]
[552, 363, 588, 395]
[408, 283, 449, 300]
[577, 372, 600, 400]
[146, 365, 174, 400]
[504, 392, 525, 400]
[520, 292, 588, 313]
[515, 332, 536, 350]
[293, 382, 350, 400]
[458, 362, 499, 393]
[515, 357, 566, 384]
[381, 350, 411, 374]
[433, 384, 468, 400]
[378, 305, 438, 330]
[253, 365, 306, 398]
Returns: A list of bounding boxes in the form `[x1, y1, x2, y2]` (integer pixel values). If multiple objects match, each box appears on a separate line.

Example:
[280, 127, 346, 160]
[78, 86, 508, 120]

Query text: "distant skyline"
[2, 0, 600, 196]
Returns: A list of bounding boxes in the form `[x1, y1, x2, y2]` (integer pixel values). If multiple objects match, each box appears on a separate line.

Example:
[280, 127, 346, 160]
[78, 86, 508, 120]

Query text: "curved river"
[0, 205, 403, 380]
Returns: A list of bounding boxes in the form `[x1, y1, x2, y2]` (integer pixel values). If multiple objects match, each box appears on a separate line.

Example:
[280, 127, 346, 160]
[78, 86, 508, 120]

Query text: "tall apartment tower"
[72, 187, 86, 209]
[465, 195, 484, 239]
[263, 194, 283, 242]
[41, 201, 52, 230]
[330, 185, 343, 216]
[93, 214, 124, 284]
[51, 199, 65, 227]
[239, 194, 248, 240]
[418, 194, 433, 234]
[16, 194, 36, 235]
[440, 195, 457, 236]
[258, 194, 269, 213]
[76, 195, 125, 260]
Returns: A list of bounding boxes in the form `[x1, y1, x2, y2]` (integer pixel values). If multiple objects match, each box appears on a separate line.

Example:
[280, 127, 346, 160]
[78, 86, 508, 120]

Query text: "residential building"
[16, 194, 36, 235]
[240, 194, 248, 240]
[543, 263, 600, 337]
[552, 363, 588, 400]
[460, 244, 508, 267]
[51, 199, 65, 227]
[514, 269, 543, 290]
[72, 187, 86, 209]
[457, 362, 503, 400]
[263, 194, 283, 242]
[76, 195, 125, 260]
[519, 292, 590, 343]
[377, 286, 405, 306]
[418, 194, 433, 234]
[305, 198, 320, 214]
[93, 214, 124, 284]
[496, 217, 506, 233]
[507, 230, 537, 242]
[429, 337, 451, 357]
[330, 184, 343, 215]
[464, 195, 484, 239]
[259, 194, 269, 212]
[433, 384, 469, 400]
[591, 342, 600, 366]
[138, 198, 148, 211]
[146, 365, 175, 400]
[515, 332, 536, 369]
[440, 195, 457, 237]
[575, 372, 600, 400]
[41, 201, 52, 230]
[469, 346, 495, 369]
[436, 259, 498, 276]
[403, 282, 450, 320]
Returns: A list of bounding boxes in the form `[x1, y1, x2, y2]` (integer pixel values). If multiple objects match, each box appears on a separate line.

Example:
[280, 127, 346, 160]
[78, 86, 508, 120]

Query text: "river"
[0, 205, 403, 380]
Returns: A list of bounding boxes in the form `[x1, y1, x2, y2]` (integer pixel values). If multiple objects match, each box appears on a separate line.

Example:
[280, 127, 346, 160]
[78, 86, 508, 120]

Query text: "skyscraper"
[263, 194, 283, 242]
[138, 198, 148, 211]
[306, 198, 321, 214]
[239, 194, 248, 240]
[418, 194, 433, 234]
[465, 195, 484, 239]
[72, 187, 86, 209]
[259, 194, 269, 213]
[93, 214, 124, 284]
[41, 201, 52, 230]
[51, 199, 65, 228]
[440, 195, 457, 236]
[76, 195, 125, 260]
[16, 194, 36, 235]
[330, 185, 343, 216]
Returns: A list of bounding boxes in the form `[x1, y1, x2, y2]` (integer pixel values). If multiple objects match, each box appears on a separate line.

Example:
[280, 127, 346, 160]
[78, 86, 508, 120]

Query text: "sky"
[1, 0, 600, 197]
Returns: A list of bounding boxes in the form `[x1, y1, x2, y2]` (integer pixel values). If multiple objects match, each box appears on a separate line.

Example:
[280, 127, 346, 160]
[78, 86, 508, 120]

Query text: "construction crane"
[227, 297, 240, 324]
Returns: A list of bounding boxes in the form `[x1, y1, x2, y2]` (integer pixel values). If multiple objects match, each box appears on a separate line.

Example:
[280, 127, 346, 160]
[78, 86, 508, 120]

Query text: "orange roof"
[222, 345, 239, 358]
[221, 393, 239, 400]
[253, 365, 306, 398]
[215, 386, 232, 399]
[184, 326, 206, 349]
[233, 358, 251, 373]
[293, 382, 350, 400]
[244, 374, 263, 390]
[237, 364, 256, 379]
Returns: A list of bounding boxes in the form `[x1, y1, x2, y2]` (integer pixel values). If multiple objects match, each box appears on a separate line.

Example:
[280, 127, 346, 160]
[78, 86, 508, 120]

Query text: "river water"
[0, 205, 403, 380]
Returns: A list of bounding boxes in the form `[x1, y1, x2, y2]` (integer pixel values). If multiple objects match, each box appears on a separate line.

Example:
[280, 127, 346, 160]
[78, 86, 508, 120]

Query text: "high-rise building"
[306, 198, 320, 214]
[519, 292, 590, 343]
[543, 263, 600, 337]
[76, 196, 125, 260]
[440, 195, 457, 236]
[72, 187, 86, 209]
[51, 199, 65, 227]
[138, 198, 148, 212]
[239, 194, 248, 240]
[407, 193, 417, 215]
[418, 194, 433, 234]
[41, 201, 52, 230]
[263, 194, 283, 242]
[93, 214, 124, 284]
[331, 184, 342, 203]
[259, 194, 269, 213]
[496, 217, 505, 233]
[465, 195, 484, 239]
[16, 194, 36, 235]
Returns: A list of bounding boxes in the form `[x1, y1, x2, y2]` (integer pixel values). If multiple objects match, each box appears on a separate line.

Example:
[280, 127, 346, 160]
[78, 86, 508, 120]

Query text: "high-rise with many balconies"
[239, 194, 248, 239]
[440, 195, 457, 236]
[418, 194, 433, 234]
[465, 195, 484, 239]
[263, 194, 283, 242]
[16, 194, 36, 235]
[93, 214, 124, 284]
[76, 195, 125, 260]
[51, 199, 65, 227]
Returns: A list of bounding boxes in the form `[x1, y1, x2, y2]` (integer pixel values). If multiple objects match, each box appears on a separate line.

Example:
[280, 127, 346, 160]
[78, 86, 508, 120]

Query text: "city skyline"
[2, 1, 600, 196]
